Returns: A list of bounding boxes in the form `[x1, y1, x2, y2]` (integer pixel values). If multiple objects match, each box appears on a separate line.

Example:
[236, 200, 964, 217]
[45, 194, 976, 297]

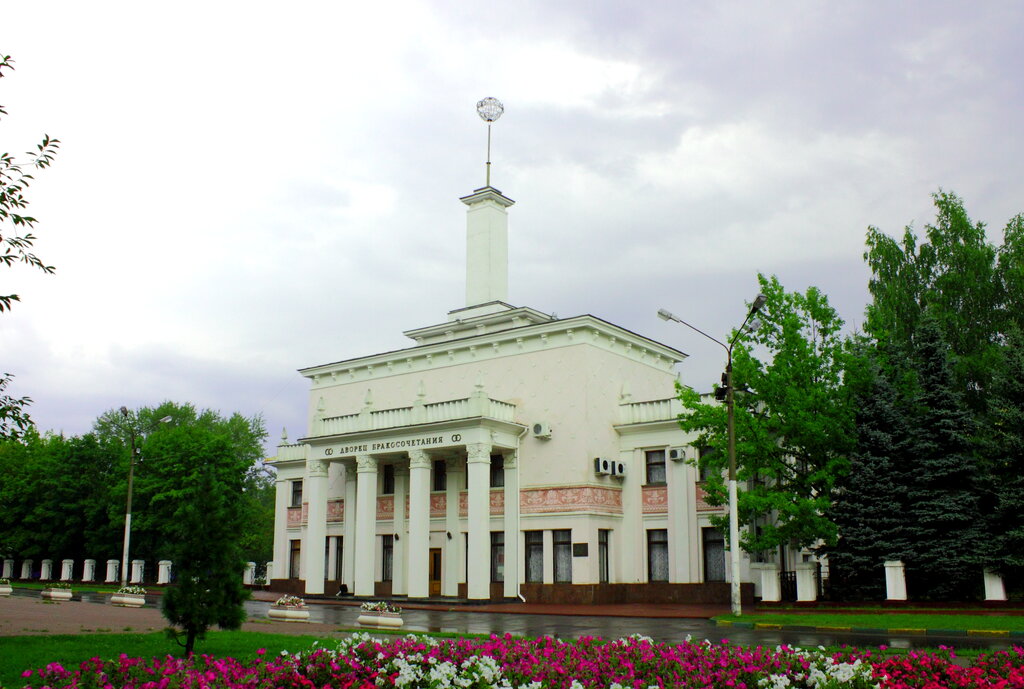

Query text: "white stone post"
[157, 560, 172, 584]
[984, 569, 1007, 601]
[502, 452, 520, 599]
[392, 467, 408, 595]
[754, 562, 781, 602]
[353, 454, 378, 596]
[884, 560, 907, 601]
[794, 562, 817, 602]
[82, 559, 96, 582]
[304, 457, 329, 595]
[105, 559, 119, 583]
[2, 559, 13, 579]
[60, 559, 74, 581]
[443, 458, 462, 596]
[265, 562, 273, 583]
[407, 450, 432, 598]
[130, 559, 144, 584]
[342, 463, 357, 592]
[466, 442, 491, 599]
[20, 559, 33, 579]
[40, 559, 53, 581]
[243, 562, 255, 586]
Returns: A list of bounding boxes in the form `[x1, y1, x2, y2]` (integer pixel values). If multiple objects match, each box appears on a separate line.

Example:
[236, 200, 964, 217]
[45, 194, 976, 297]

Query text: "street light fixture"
[119, 407, 172, 587]
[658, 293, 767, 616]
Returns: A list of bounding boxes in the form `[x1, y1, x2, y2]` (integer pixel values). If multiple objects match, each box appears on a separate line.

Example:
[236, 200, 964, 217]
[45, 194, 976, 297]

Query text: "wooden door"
[429, 548, 442, 597]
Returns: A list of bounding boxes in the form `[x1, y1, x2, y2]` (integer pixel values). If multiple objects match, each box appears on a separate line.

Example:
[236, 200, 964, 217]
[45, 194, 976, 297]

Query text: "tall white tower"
[463, 97, 514, 309]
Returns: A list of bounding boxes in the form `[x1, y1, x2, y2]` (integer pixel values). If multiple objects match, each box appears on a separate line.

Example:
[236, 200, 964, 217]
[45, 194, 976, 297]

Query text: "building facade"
[268, 181, 755, 603]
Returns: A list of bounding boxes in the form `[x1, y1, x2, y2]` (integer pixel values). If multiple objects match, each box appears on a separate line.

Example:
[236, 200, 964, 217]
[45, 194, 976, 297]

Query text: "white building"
[268, 155, 755, 604]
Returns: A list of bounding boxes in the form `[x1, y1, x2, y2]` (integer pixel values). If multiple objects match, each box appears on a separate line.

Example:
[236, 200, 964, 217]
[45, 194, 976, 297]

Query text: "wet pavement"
[11, 589, 1021, 653]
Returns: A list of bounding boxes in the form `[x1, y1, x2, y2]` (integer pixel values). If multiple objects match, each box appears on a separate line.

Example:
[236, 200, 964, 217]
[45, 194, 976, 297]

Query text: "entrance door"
[429, 548, 442, 596]
[702, 527, 726, 582]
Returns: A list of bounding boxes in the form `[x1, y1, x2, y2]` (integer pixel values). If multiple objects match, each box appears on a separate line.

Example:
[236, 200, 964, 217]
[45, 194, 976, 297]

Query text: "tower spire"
[476, 97, 504, 188]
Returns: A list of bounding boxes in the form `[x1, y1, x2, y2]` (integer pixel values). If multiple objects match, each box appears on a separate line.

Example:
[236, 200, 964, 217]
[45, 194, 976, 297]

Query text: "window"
[553, 529, 572, 583]
[290, 480, 303, 508]
[647, 529, 669, 582]
[525, 531, 543, 583]
[598, 529, 610, 584]
[702, 527, 725, 582]
[382, 534, 394, 581]
[433, 460, 447, 491]
[490, 531, 505, 582]
[645, 450, 666, 484]
[698, 447, 718, 482]
[490, 454, 505, 488]
[289, 540, 301, 579]
[382, 464, 395, 495]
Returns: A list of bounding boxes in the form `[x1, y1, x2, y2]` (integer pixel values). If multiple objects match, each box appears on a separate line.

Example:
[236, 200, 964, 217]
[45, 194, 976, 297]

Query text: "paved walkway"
[1, 589, 1019, 653]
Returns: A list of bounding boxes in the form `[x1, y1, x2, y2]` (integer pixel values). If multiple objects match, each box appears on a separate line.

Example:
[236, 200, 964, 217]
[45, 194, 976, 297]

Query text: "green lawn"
[0, 631, 323, 689]
[9, 583, 128, 594]
[716, 612, 1024, 632]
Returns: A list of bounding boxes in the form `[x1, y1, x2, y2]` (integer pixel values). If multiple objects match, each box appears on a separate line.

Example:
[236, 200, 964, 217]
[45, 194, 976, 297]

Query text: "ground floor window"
[491, 531, 505, 582]
[598, 529, 610, 584]
[703, 527, 725, 582]
[553, 529, 572, 583]
[382, 534, 394, 581]
[525, 531, 543, 583]
[648, 529, 669, 582]
[289, 540, 301, 579]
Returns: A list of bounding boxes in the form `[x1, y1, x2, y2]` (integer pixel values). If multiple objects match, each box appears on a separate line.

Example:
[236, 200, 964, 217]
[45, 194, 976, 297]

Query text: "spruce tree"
[904, 313, 982, 599]
[828, 344, 911, 600]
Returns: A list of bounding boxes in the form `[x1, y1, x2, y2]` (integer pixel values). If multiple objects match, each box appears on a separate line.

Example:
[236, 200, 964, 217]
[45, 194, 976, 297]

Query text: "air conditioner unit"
[532, 422, 552, 439]
[593, 457, 612, 475]
[611, 461, 627, 478]
[669, 447, 686, 462]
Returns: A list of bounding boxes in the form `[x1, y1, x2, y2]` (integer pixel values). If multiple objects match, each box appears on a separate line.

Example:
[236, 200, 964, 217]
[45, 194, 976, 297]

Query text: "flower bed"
[267, 594, 309, 622]
[17, 633, 1024, 689]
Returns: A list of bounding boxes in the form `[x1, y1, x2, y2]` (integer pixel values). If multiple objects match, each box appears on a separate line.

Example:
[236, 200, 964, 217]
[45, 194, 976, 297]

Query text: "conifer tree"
[903, 313, 982, 599]
[827, 343, 911, 600]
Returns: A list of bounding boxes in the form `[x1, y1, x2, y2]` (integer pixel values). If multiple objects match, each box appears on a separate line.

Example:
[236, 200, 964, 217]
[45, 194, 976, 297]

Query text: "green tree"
[143, 424, 250, 655]
[677, 273, 853, 554]
[0, 54, 60, 438]
[903, 313, 982, 599]
[826, 341, 912, 600]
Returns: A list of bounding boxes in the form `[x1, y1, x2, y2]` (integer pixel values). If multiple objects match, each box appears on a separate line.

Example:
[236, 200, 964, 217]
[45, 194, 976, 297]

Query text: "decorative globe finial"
[476, 97, 504, 186]
[476, 97, 504, 123]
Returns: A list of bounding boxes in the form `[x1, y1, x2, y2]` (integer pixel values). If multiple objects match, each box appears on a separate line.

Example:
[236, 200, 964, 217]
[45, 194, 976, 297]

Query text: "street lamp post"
[119, 407, 172, 587]
[658, 294, 766, 616]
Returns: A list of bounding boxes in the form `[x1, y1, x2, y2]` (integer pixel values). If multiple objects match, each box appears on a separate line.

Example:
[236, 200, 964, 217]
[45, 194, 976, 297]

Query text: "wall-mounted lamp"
[394, 533, 400, 541]
[446, 531, 452, 540]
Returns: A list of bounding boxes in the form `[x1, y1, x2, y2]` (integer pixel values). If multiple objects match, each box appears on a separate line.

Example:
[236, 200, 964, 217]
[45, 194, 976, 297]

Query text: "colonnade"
[283, 440, 520, 600]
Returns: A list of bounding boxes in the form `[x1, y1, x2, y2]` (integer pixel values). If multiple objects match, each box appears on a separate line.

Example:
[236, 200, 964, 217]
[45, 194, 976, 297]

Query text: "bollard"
[82, 559, 96, 582]
[105, 559, 119, 583]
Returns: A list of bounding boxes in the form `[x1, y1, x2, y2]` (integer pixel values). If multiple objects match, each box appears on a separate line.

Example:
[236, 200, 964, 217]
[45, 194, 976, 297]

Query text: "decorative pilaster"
[502, 452, 519, 598]
[354, 454, 378, 596]
[304, 457, 329, 595]
[466, 442, 491, 599]
[392, 467, 408, 595]
[407, 449, 432, 598]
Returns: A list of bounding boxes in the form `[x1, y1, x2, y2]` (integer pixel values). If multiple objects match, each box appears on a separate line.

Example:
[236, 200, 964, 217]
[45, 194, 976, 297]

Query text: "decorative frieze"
[519, 486, 622, 515]
[641, 486, 669, 514]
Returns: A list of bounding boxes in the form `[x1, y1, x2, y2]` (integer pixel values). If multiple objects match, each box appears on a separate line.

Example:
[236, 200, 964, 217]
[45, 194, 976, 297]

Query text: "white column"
[620, 448, 643, 582]
[272, 477, 290, 582]
[60, 559, 74, 581]
[354, 454, 378, 596]
[984, 569, 1008, 601]
[82, 559, 96, 582]
[342, 463, 357, 592]
[158, 560, 172, 584]
[104, 559, 118, 583]
[407, 450, 432, 598]
[304, 458, 329, 595]
[794, 562, 817, 602]
[502, 452, 519, 599]
[884, 560, 907, 601]
[20, 560, 33, 579]
[243, 562, 255, 585]
[41, 559, 53, 580]
[443, 458, 462, 596]
[392, 467, 408, 595]
[666, 448, 691, 583]
[2, 559, 12, 579]
[130, 559, 144, 584]
[466, 442, 491, 599]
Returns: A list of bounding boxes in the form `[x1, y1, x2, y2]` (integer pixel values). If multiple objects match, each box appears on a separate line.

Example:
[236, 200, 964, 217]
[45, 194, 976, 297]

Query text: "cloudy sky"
[3, 2, 1022, 452]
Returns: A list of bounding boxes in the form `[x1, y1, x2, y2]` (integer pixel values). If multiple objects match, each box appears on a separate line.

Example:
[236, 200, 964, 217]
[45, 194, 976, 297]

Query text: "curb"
[716, 619, 1024, 638]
